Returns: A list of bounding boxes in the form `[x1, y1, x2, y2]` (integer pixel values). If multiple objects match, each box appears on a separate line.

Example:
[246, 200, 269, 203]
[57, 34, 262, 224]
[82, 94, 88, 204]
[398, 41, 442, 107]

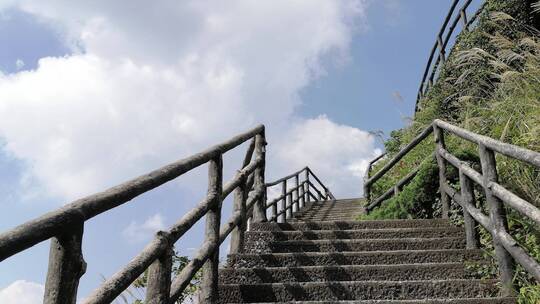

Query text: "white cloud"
[274, 115, 381, 197]
[0, 280, 44, 304]
[122, 213, 166, 243]
[0, 1, 377, 201]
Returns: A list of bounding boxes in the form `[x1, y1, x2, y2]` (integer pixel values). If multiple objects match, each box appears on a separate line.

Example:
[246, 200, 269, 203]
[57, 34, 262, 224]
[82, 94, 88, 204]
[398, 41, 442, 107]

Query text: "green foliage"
[518, 284, 540, 304]
[360, 159, 439, 220]
[115, 250, 200, 304]
[364, 0, 540, 300]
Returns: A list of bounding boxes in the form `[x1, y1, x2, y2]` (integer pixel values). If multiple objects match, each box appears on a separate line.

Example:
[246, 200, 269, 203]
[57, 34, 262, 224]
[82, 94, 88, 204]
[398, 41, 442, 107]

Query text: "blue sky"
[0, 1, 482, 302]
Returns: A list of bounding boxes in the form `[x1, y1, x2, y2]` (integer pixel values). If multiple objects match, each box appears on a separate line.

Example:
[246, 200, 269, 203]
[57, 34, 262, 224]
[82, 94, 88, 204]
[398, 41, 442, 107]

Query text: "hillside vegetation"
[362, 0, 540, 302]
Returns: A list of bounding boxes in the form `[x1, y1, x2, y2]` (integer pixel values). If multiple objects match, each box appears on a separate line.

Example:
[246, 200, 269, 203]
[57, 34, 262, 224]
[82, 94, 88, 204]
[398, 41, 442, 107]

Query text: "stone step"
[295, 206, 364, 212]
[227, 249, 483, 268]
[294, 206, 362, 211]
[224, 299, 516, 304]
[267, 237, 465, 253]
[295, 211, 363, 216]
[218, 279, 499, 302]
[289, 218, 360, 222]
[304, 200, 362, 205]
[219, 263, 474, 284]
[294, 207, 363, 214]
[293, 212, 361, 221]
[293, 214, 362, 220]
[244, 227, 464, 241]
[250, 219, 452, 232]
[291, 216, 361, 221]
[290, 215, 361, 221]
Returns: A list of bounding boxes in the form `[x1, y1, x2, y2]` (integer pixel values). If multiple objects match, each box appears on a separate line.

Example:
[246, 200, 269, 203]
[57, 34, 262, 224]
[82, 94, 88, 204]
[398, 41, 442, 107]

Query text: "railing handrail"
[0, 123, 336, 303]
[363, 124, 433, 201]
[266, 167, 334, 199]
[265, 167, 308, 187]
[307, 167, 336, 200]
[416, 0, 486, 113]
[363, 119, 540, 293]
[0, 124, 264, 262]
[264, 166, 334, 222]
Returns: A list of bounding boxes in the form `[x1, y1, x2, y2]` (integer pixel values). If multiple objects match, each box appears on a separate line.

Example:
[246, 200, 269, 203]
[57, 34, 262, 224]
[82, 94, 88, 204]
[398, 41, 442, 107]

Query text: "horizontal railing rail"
[0, 124, 334, 303]
[416, 0, 486, 113]
[363, 118, 540, 295]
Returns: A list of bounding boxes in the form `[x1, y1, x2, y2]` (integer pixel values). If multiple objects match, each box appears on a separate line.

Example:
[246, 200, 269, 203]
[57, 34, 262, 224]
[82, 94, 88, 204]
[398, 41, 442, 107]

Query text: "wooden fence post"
[458, 171, 480, 249]
[44, 222, 86, 304]
[252, 133, 267, 222]
[145, 233, 173, 304]
[230, 178, 247, 253]
[200, 155, 223, 302]
[280, 180, 287, 223]
[479, 144, 515, 295]
[433, 125, 450, 218]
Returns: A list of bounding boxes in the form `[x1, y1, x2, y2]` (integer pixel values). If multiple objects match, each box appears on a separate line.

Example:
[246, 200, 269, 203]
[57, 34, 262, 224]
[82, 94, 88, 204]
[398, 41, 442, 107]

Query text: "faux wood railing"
[265, 167, 335, 223]
[416, 0, 486, 113]
[0, 125, 333, 304]
[363, 119, 540, 295]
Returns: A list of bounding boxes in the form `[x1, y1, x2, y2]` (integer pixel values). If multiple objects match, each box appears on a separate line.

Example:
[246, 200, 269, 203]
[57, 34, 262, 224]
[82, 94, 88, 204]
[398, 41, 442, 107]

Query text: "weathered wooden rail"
[0, 125, 333, 304]
[416, 0, 486, 112]
[364, 119, 540, 295]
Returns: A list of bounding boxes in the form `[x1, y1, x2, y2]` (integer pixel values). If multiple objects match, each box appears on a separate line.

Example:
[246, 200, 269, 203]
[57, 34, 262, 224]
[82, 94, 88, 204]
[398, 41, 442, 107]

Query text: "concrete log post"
[479, 144, 515, 295]
[437, 35, 446, 64]
[460, 9, 468, 31]
[230, 178, 247, 253]
[280, 180, 287, 223]
[251, 133, 267, 223]
[294, 174, 300, 213]
[433, 124, 450, 219]
[200, 155, 223, 302]
[305, 170, 311, 204]
[286, 192, 293, 220]
[44, 221, 86, 304]
[298, 179, 305, 210]
[145, 235, 173, 304]
[458, 170, 480, 249]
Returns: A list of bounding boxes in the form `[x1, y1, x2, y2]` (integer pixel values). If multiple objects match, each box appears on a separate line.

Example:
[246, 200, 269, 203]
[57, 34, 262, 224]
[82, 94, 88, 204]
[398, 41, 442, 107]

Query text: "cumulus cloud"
[274, 115, 381, 197]
[122, 213, 166, 243]
[0, 0, 376, 201]
[0, 280, 44, 304]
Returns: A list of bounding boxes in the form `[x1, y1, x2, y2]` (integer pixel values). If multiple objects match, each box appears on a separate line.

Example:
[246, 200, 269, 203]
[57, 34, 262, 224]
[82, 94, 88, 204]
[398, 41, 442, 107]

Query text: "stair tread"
[219, 279, 501, 302]
[249, 227, 463, 233]
[250, 219, 454, 232]
[225, 298, 516, 304]
[219, 263, 474, 283]
[225, 262, 467, 270]
[219, 278, 499, 286]
[230, 248, 483, 257]
[275, 237, 463, 244]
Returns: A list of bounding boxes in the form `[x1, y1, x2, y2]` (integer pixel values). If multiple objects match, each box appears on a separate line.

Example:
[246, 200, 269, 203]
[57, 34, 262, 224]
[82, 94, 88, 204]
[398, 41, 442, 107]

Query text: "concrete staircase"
[220, 199, 515, 303]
